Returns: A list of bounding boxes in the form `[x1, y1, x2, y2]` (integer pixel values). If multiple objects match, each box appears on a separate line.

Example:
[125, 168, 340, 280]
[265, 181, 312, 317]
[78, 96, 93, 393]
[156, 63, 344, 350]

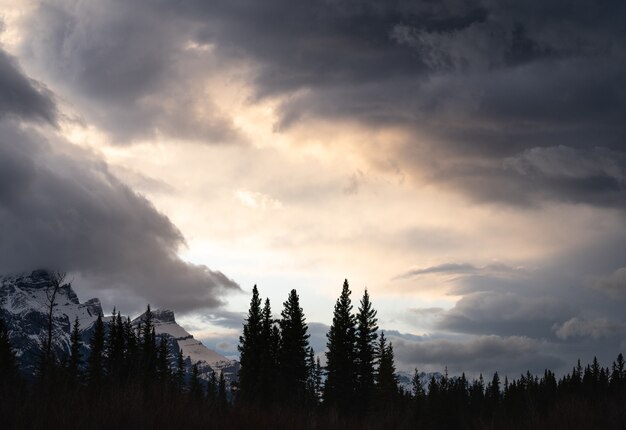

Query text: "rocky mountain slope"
[0, 270, 239, 383]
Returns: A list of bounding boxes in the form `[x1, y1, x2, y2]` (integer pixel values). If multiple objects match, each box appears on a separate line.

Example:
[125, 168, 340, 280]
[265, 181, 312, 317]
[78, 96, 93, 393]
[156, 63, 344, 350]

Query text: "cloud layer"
[0, 47, 239, 312]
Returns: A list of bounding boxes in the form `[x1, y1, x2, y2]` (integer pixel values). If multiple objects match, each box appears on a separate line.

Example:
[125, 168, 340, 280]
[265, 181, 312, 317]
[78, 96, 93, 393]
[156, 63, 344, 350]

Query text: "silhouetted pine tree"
[218, 371, 228, 411]
[484, 371, 501, 423]
[314, 356, 323, 403]
[258, 298, 279, 405]
[610, 353, 625, 391]
[0, 317, 18, 387]
[86, 313, 105, 386]
[355, 288, 378, 412]
[278, 289, 310, 406]
[105, 310, 125, 380]
[140, 305, 157, 382]
[305, 347, 319, 407]
[122, 316, 137, 380]
[324, 279, 357, 412]
[411, 368, 426, 422]
[67, 316, 82, 383]
[189, 363, 203, 400]
[174, 349, 185, 391]
[237, 285, 263, 404]
[207, 369, 218, 405]
[375, 331, 399, 412]
[157, 335, 170, 383]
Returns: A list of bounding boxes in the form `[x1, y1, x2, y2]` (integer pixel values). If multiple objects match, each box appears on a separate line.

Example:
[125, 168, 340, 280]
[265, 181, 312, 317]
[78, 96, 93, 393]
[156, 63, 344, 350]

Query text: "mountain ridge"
[0, 269, 239, 383]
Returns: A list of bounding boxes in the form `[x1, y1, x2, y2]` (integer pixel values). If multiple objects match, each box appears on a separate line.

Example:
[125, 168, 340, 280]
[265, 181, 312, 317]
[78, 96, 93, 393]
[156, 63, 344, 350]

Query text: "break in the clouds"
[0, 47, 239, 312]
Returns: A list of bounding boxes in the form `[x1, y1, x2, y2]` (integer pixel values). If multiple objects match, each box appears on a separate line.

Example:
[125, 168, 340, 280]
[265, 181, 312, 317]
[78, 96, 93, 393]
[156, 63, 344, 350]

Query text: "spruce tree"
[375, 331, 399, 410]
[324, 279, 357, 411]
[258, 298, 278, 405]
[355, 288, 378, 411]
[218, 370, 228, 410]
[411, 368, 426, 423]
[140, 306, 157, 381]
[68, 316, 82, 383]
[237, 285, 263, 403]
[157, 335, 170, 383]
[305, 347, 318, 406]
[0, 317, 18, 386]
[278, 289, 310, 405]
[86, 313, 105, 386]
[189, 363, 204, 400]
[105, 310, 125, 380]
[122, 316, 137, 380]
[208, 369, 218, 405]
[175, 349, 185, 392]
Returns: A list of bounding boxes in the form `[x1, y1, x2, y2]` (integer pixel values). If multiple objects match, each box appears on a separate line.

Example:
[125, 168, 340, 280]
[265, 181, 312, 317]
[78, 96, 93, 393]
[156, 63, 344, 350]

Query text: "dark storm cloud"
[21, 0, 242, 144]
[392, 334, 564, 375]
[161, 0, 626, 207]
[0, 49, 57, 124]
[19, 1, 626, 204]
[0, 47, 239, 311]
[0, 120, 239, 310]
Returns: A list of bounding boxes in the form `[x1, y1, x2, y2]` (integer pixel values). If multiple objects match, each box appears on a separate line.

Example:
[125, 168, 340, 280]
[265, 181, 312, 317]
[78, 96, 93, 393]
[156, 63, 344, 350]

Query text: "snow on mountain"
[0, 270, 102, 375]
[132, 308, 240, 383]
[0, 270, 239, 384]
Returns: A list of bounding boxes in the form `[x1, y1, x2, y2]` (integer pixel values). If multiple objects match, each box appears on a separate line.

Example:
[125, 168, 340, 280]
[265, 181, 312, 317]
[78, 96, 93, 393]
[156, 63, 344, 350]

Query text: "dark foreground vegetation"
[1, 280, 625, 429]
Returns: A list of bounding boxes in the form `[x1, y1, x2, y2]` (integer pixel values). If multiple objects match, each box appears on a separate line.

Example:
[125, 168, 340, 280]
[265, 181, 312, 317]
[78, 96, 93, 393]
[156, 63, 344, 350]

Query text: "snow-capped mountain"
[0, 270, 239, 384]
[0, 270, 102, 376]
[132, 308, 239, 382]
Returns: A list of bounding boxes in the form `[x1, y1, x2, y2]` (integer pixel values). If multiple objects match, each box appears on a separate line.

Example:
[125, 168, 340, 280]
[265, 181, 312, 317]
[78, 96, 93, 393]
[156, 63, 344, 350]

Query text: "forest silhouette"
[1, 279, 625, 429]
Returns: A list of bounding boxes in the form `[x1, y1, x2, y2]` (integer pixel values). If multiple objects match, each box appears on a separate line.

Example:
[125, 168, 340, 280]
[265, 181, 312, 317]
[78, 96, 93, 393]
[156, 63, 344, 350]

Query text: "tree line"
[1, 278, 626, 429]
[236, 279, 626, 428]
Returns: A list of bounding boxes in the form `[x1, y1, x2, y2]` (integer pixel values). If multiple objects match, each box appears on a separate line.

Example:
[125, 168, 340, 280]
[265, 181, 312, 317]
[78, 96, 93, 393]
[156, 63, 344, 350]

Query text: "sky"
[1, 0, 626, 377]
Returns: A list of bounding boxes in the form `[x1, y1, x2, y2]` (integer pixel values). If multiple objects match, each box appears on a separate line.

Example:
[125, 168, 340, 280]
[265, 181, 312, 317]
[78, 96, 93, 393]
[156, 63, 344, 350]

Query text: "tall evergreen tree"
[305, 347, 318, 406]
[258, 298, 279, 405]
[86, 313, 105, 386]
[174, 349, 185, 392]
[207, 370, 218, 405]
[140, 305, 157, 381]
[105, 310, 125, 380]
[0, 317, 18, 386]
[218, 370, 228, 411]
[355, 288, 378, 411]
[324, 279, 357, 411]
[411, 368, 426, 422]
[278, 289, 310, 405]
[375, 331, 399, 410]
[237, 285, 263, 403]
[189, 363, 204, 400]
[122, 316, 137, 380]
[67, 316, 82, 383]
[157, 335, 170, 383]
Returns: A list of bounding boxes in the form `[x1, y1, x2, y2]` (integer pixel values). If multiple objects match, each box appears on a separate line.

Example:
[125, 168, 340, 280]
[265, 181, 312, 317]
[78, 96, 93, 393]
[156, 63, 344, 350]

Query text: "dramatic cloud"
[553, 317, 625, 340]
[392, 334, 563, 375]
[0, 49, 56, 123]
[0, 47, 239, 312]
[15, 0, 626, 204]
[19, 0, 243, 144]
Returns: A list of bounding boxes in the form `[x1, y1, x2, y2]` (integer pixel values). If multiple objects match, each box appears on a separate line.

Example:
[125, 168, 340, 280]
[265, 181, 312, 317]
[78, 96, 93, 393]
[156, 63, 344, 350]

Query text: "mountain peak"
[153, 309, 176, 323]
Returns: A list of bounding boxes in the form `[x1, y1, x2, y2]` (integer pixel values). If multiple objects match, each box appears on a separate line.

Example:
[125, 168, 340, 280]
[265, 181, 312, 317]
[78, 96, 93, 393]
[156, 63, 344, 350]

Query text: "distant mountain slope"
[133, 308, 239, 382]
[0, 270, 239, 383]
